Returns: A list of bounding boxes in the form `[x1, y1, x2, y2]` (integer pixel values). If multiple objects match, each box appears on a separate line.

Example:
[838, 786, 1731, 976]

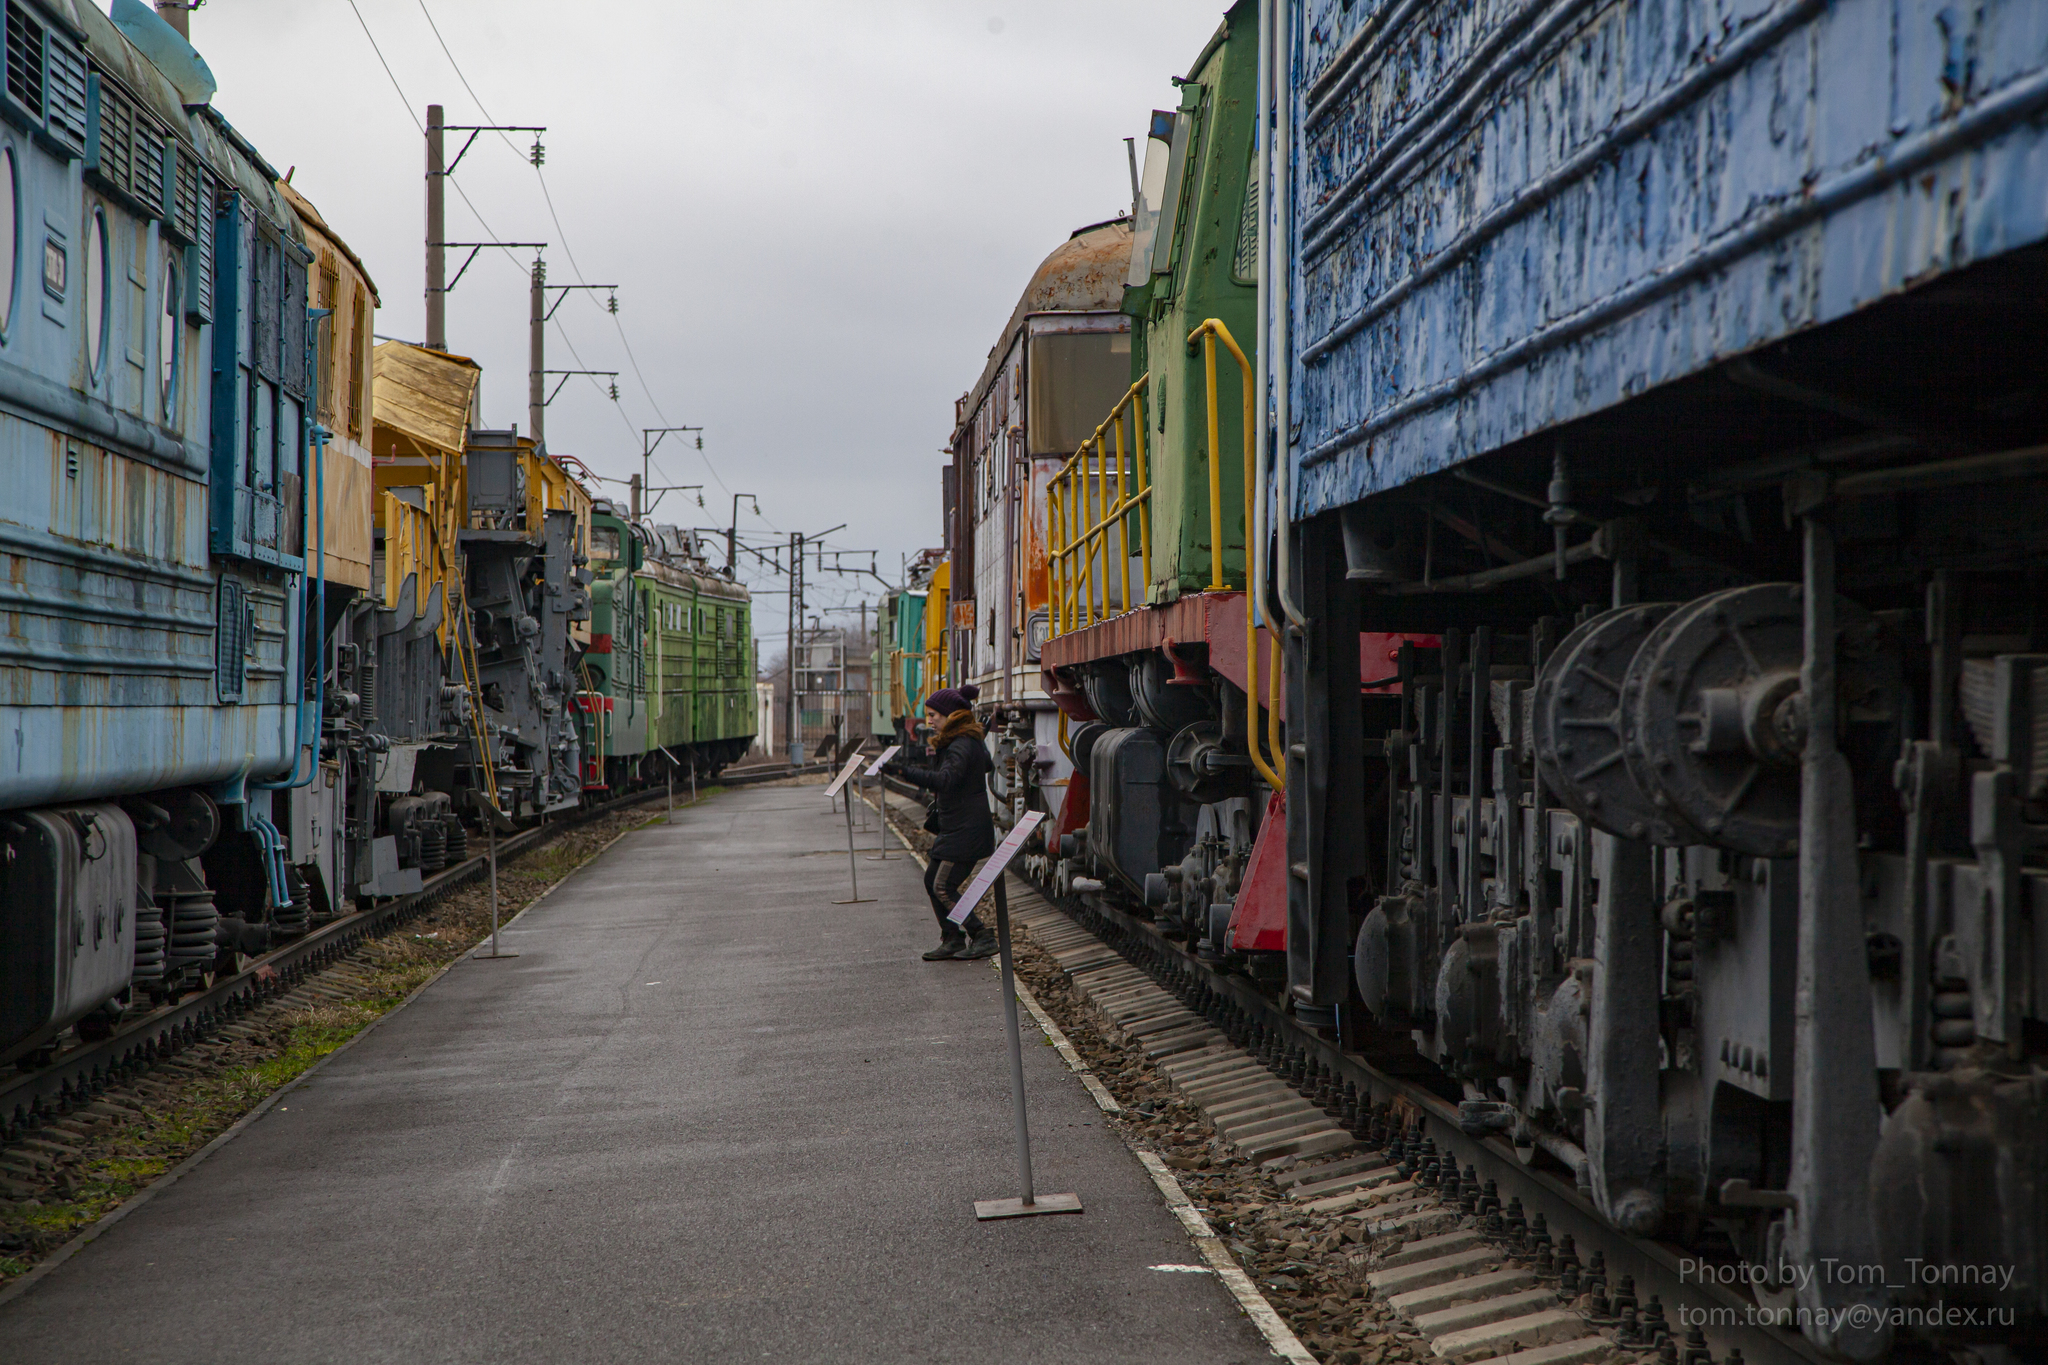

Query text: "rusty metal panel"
[1288, 0, 2048, 516]
[1, 418, 294, 807]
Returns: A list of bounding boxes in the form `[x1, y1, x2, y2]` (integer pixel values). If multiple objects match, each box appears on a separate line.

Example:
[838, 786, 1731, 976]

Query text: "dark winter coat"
[893, 712, 996, 862]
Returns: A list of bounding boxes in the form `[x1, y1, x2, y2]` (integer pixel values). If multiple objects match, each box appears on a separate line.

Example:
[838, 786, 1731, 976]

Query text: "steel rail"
[1, 761, 825, 1136]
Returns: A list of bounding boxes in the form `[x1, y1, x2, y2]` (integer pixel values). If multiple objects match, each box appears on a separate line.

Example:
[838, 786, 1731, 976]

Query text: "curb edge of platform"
[860, 788, 1316, 1365]
[0, 817, 648, 1311]
[1136, 1150, 1320, 1365]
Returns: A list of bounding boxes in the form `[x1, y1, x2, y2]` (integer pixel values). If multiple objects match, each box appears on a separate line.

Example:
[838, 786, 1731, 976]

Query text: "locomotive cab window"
[1027, 331, 1131, 457]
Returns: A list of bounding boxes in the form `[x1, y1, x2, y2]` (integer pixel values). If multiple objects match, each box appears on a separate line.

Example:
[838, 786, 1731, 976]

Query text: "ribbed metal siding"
[1288, 0, 2048, 515]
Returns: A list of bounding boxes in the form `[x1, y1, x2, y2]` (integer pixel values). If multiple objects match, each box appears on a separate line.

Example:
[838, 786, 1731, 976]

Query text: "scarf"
[934, 708, 985, 748]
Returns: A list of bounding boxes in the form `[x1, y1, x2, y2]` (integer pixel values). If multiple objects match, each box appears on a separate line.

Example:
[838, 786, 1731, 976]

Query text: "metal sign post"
[824, 751, 874, 905]
[949, 812, 1080, 1220]
[472, 814, 520, 960]
[863, 745, 901, 861]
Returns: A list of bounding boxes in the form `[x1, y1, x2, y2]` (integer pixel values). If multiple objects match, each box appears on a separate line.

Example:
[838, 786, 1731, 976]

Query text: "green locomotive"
[577, 504, 756, 787]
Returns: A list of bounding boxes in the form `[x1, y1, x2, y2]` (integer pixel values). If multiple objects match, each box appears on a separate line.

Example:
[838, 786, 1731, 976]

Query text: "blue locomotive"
[0, 0, 323, 1063]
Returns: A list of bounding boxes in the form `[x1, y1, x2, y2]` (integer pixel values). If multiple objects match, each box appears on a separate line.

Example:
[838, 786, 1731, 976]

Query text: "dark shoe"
[956, 932, 999, 960]
[923, 939, 967, 961]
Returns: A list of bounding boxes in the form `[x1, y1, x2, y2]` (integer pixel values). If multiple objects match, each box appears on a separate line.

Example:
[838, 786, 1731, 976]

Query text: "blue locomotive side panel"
[1288, 0, 2048, 515]
[1, 3, 302, 807]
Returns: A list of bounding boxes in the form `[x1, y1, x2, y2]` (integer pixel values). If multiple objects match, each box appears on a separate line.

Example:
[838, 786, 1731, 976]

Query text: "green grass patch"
[1, 1010, 386, 1263]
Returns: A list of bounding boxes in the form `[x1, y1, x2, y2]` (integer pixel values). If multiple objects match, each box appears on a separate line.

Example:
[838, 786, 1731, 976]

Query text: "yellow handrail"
[1187, 317, 1284, 790]
[1048, 376, 1150, 637]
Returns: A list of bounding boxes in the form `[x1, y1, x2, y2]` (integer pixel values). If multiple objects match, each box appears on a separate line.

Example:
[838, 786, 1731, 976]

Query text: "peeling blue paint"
[1287, 0, 2048, 516]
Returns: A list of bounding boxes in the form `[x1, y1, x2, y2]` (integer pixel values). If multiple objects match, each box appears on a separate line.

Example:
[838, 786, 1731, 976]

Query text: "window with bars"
[210, 191, 310, 567]
[315, 260, 338, 426]
[347, 284, 368, 440]
[4, 2, 40, 122]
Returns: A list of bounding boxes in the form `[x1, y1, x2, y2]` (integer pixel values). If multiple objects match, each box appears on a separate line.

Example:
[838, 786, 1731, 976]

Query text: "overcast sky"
[161, 0, 1228, 644]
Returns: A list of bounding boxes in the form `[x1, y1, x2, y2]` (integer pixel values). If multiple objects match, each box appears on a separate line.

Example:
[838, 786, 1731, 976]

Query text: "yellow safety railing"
[1048, 376, 1152, 635]
[1041, 324, 1283, 789]
[1187, 318, 1284, 790]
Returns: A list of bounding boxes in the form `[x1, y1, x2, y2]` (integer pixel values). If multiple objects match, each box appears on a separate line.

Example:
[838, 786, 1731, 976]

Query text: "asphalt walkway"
[0, 782, 1271, 1364]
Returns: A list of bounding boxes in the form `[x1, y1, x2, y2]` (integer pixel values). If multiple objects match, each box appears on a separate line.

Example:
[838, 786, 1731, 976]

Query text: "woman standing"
[885, 685, 998, 961]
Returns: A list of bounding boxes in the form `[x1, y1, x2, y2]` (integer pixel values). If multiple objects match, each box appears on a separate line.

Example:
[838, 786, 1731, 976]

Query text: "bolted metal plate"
[1531, 602, 1690, 845]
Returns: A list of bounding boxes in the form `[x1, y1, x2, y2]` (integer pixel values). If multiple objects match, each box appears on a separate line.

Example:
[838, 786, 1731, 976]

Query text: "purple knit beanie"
[923, 683, 979, 716]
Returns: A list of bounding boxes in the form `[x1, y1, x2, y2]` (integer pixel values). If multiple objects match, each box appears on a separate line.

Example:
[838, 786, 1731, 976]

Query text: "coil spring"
[166, 887, 217, 971]
[1931, 980, 1976, 1065]
[443, 815, 468, 862]
[359, 652, 378, 725]
[272, 863, 311, 940]
[418, 819, 447, 873]
[130, 896, 167, 983]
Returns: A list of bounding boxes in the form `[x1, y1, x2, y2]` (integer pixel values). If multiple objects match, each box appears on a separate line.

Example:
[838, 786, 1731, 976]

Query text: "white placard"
[864, 744, 902, 777]
[948, 809, 1047, 924]
[823, 750, 868, 799]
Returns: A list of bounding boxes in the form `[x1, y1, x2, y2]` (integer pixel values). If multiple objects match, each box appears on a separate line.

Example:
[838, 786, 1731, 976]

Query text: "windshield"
[1126, 110, 1174, 287]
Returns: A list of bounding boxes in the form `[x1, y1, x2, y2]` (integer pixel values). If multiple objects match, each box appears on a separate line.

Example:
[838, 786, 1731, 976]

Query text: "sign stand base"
[974, 1193, 1083, 1220]
[964, 854, 1080, 1221]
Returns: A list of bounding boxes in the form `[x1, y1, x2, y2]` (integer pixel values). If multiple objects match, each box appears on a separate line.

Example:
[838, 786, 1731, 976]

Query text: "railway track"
[869, 781, 1816, 1365]
[0, 761, 826, 1141]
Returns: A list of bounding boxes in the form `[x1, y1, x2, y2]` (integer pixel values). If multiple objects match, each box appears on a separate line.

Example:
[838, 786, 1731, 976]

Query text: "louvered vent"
[1961, 657, 2048, 800]
[253, 226, 280, 381]
[42, 22, 82, 152]
[1231, 172, 1258, 284]
[5, 2, 42, 121]
[215, 577, 248, 702]
[168, 146, 201, 242]
[280, 251, 308, 398]
[88, 75, 167, 215]
[184, 176, 219, 323]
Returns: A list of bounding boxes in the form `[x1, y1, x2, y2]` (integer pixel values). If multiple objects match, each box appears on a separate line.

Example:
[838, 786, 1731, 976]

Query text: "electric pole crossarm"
[544, 284, 619, 322]
[435, 242, 546, 294]
[543, 370, 619, 404]
[440, 124, 547, 175]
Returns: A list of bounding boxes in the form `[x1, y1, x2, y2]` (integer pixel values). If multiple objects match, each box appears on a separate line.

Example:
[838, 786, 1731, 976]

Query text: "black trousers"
[925, 857, 987, 939]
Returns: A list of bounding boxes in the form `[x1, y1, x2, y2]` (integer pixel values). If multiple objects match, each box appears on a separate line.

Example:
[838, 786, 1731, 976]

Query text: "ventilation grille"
[42, 18, 82, 152]
[5, 1, 41, 120]
[1960, 657, 2048, 800]
[88, 75, 167, 216]
[168, 145, 202, 241]
[1231, 168, 1258, 285]
[215, 577, 248, 703]
[281, 251, 308, 398]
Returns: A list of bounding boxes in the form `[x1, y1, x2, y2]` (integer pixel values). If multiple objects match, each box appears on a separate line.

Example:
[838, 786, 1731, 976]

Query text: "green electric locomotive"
[578, 504, 756, 788]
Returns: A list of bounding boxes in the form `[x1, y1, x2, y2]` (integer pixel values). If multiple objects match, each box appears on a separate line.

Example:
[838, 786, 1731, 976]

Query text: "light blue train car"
[0, 1, 320, 1065]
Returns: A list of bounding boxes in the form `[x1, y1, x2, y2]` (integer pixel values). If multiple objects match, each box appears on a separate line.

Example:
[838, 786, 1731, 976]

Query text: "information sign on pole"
[823, 749, 868, 799]
[947, 810, 1045, 924]
[864, 744, 901, 777]
[829, 750, 876, 904]
[955, 808, 1080, 1221]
